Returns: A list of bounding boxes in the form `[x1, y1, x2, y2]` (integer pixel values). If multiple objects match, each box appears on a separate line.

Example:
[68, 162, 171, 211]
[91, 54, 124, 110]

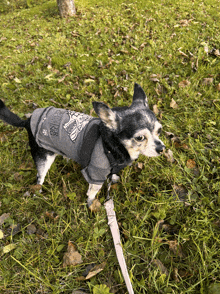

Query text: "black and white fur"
[0, 83, 165, 207]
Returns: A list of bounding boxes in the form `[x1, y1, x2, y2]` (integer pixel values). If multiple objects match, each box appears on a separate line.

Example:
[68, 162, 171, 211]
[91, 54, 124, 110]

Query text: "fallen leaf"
[63, 241, 83, 267]
[140, 42, 147, 48]
[173, 267, 180, 282]
[179, 80, 191, 88]
[167, 240, 184, 258]
[84, 78, 95, 84]
[45, 211, 59, 221]
[58, 74, 69, 83]
[179, 19, 192, 26]
[150, 74, 160, 82]
[0, 230, 4, 239]
[23, 191, 31, 197]
[211, 49, 220, 57]
[29, 184, 42, 193]
[164, 131, 181, 143]
[182, 143, 189, 149]
[0, 213, 10, 226]
[27, 224, 37, 235]
[85, 262, 106, 279]
[137, 162, 144, 170]
[9, 223, 21, 236]
[161, 223, 178, 235]
[14, 77, 21, 83]
[202, 78, 213, 85]
[82, 263, 96, 277]
[14, 172, 23, 182]
[178, 49, 188, 57]
[216, 83, 220, 92]
[173, 185, 188, 201]
[89, 199, 101, 212]
[153, 104, 159, 115]
[3, 243, 16, 254]
[186, 159, 196, 169]
[153, 259, 169, 276]
[170, 98, 178, 109]
[164, 149, 175, 163]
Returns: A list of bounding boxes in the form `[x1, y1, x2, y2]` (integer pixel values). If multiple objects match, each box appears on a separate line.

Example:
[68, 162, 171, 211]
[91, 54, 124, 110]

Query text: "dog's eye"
[135, 135, 145, 142]
[157, 128, 162, 135]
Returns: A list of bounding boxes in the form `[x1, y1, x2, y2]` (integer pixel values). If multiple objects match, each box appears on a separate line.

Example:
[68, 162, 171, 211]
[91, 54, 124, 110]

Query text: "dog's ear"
[132, 83, 148, 106]
[93, 101, 118, 131]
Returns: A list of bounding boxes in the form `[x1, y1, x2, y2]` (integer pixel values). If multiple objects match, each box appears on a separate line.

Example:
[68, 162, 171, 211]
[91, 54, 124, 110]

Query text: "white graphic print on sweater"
[63, 110, 92, 142]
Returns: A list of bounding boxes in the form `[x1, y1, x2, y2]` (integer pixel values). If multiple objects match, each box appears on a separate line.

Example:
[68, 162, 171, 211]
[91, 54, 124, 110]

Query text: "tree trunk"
[57, 0, 76, 18]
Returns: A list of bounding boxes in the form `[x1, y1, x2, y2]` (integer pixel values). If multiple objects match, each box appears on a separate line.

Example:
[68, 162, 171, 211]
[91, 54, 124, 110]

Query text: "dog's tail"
[0, 99, 27, 128]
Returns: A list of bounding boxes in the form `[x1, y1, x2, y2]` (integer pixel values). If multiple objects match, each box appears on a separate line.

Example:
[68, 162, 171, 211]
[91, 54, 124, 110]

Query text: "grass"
[0, 0, 220, 293]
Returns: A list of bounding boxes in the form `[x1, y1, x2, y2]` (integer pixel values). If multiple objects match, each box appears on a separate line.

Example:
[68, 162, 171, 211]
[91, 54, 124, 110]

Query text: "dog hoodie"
[30, 106, 111, 185]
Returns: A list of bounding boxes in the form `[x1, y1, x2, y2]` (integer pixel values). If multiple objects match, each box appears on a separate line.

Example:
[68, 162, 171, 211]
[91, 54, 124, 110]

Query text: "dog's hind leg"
[35, 152, 57, 185]
[26, 120, 56, 185]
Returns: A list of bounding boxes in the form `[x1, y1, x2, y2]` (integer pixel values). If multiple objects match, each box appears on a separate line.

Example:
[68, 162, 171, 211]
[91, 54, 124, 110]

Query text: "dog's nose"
[156, 144, 165, 154]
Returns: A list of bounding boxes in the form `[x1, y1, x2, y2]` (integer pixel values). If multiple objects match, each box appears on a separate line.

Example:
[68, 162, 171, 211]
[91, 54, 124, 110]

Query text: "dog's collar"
[80, 119, 131, 176]
[102, 139, 131, 175]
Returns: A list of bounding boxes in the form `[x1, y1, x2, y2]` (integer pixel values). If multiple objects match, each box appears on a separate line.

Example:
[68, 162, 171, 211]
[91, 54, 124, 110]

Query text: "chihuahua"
[0, 83, 165, 207]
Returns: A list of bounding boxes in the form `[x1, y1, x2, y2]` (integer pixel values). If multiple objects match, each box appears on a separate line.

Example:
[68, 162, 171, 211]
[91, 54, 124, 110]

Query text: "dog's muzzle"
[155, 141, 166, 154]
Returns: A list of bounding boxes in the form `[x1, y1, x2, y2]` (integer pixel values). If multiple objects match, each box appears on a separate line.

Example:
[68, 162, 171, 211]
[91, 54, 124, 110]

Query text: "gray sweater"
[30, 107, 111, 185]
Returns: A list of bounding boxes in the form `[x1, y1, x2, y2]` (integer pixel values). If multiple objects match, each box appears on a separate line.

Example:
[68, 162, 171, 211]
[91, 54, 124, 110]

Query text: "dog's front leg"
[87, 183, 102, 207]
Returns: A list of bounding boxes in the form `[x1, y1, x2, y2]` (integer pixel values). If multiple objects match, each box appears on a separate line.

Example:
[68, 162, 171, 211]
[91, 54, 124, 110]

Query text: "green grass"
[0, 0, 220, 293]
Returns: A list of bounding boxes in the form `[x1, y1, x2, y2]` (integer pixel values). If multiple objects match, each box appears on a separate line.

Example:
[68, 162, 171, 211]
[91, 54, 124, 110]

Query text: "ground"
[0, 0, 220, 293]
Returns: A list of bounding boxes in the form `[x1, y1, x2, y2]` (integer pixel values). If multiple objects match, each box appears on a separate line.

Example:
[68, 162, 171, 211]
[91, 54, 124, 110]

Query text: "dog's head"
[93, 83, 165, 160]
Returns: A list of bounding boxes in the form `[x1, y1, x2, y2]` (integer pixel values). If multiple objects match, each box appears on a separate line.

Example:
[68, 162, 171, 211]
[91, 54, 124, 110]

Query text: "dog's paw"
[112, 174, 120, 183]
[88, 199, 101, 212]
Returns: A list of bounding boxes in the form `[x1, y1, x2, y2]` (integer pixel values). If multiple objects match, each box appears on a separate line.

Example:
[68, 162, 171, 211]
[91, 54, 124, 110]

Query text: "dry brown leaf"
[164, 149, 175, 163]
[150, 74, 160, 82]
[182, 143, 189, 150]
[9, 223, 21, 236]
[216, 83, 220, 92]
[63, 241, 83, 267]
[202, 78, 213, 85]
[167, 240, 184, 258]
[153, 104, 159, 115]
[14, 172, 23, 182]
[45, 211, 59, 221]
[140, 42, 147, 48]
[155, 83, 166, 95]
[0, 213, 10, 226]
[29, 184, 42, 193]
[186, 159, 196, 169]
[178, 49, 188, 57]
[137, 162, 144, 170]
[170, 98, 178, 109]
[179, 80, 191, 88]
[89, 199, 101, 212]
[58, 74, 69, 83]
[179, 19, 192, 26]
[173, 267, 180, 282]
[173, 185, 188, 201]
[153, 259, 169, 276]
[27, 224, 37, 235]
[213, 49, 220, 56]
[162, 223, 178, 234]
[85, 262, 106, 279]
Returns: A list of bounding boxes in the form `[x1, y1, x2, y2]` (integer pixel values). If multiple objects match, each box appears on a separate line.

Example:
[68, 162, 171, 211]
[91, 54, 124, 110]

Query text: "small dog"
[0, 83, 165, 207]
